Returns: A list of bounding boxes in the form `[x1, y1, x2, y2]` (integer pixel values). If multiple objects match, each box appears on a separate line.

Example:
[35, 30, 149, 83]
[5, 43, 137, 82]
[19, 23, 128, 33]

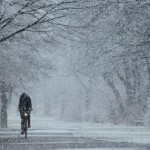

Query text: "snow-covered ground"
[0, 114, 148, 149]
[2, 114, 150, 145]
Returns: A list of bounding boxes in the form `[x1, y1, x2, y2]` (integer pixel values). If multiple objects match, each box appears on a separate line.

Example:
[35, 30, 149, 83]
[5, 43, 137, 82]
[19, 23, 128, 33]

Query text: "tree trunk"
[102, 73, 126, 122]
[61, 100, 65, 118]
[144, 52, 150, 97]
[0, 95, 1, 126]
[74, 72, 92, 121]
[1, 87, 8, 128]
[85, 88, 90, 121]
[122, 57, 144, 124]
[131, 57, 143, 120]
[143, 51, 150, 124]
[7, 85, 13, 105]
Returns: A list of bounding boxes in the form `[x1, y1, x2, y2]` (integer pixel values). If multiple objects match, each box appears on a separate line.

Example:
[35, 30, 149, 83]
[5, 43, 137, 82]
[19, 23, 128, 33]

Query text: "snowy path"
[0, 116, 148, 149]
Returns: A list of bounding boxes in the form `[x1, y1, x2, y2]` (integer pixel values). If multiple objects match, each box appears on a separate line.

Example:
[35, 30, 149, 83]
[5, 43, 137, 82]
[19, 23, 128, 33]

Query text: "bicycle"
[20, 110, 30, 138]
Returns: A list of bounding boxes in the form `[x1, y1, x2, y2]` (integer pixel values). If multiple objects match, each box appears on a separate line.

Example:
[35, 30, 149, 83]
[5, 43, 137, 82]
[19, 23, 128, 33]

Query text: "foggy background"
[0, 0, 150, 127]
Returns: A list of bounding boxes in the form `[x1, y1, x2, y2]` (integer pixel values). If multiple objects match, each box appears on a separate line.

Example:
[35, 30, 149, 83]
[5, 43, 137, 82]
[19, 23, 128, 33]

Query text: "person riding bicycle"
[18, 93, 32, 134]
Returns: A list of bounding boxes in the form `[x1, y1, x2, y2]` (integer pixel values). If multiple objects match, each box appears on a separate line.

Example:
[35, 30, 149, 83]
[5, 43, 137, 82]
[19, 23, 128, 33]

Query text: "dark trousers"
[28, 114, 30, 126]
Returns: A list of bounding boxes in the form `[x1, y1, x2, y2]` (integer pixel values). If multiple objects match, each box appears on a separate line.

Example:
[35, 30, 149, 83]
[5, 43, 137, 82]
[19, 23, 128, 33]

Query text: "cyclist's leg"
[20, 113, 24, 134]
[28, 114, 31, 128]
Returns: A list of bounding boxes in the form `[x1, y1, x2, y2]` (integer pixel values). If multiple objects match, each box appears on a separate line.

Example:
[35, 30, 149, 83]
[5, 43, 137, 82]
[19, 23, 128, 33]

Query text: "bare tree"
[66, 0, 150, 124]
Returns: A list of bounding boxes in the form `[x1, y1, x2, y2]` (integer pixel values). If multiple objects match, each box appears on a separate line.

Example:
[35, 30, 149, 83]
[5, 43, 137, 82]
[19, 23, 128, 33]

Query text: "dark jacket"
[18, 93, 32, 111]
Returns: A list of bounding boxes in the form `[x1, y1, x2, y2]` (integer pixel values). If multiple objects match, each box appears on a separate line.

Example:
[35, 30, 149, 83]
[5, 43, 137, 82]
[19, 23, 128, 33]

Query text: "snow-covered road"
[0, 116, 148, 149]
